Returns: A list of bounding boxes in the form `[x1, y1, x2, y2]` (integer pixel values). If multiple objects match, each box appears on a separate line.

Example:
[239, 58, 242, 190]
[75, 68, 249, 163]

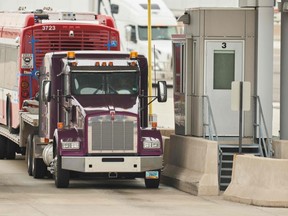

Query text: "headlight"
[61, 141, 80, 150]
[142, 137, 161, 149]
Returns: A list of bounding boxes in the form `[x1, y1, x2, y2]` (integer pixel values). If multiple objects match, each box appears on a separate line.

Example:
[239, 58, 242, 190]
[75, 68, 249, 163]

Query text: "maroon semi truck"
[29, 50, 167, 188]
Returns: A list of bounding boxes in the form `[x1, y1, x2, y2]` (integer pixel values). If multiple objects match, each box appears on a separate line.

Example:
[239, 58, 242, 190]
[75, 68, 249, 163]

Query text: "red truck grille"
[33, 29, 112, 68]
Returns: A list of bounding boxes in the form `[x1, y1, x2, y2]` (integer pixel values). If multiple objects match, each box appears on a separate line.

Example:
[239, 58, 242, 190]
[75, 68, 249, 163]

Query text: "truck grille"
[33, 29, 115, 68]
[88, 115, 137, 153]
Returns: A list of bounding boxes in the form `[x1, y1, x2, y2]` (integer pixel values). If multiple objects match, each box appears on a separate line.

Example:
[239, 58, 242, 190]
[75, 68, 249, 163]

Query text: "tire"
[54, 153, 70, 188]
[32, 136, 46, 179]
[0, 135, 7, 159]
[6, 140, 16, 160]
[27, 134, 33, 176]
[145, 170, 161, 189]
[33, 158, 47, 179]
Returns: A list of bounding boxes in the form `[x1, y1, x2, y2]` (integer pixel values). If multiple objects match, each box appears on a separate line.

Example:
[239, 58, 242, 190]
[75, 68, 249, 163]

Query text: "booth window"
[173, 42, 185, 93]
[213, 50, 235, 90]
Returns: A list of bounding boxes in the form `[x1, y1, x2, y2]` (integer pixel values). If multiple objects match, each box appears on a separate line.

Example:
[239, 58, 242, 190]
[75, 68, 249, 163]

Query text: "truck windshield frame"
[138, 26, 177, 41]
[70, 68, 139, 96]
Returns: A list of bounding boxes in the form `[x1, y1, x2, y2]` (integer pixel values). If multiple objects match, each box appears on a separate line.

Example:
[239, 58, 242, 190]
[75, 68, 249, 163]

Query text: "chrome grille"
[88, 115, 137, 153]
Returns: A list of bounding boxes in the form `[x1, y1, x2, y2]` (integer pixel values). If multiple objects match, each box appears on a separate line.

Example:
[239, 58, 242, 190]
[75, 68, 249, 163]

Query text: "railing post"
[256, 96, 273, 157]
[239, 81, 243, 154]
[202, 95, 218, 141]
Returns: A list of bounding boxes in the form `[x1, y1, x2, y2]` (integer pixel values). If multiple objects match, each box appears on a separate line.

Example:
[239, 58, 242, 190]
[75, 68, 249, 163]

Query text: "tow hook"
[108, 172, 118, 179]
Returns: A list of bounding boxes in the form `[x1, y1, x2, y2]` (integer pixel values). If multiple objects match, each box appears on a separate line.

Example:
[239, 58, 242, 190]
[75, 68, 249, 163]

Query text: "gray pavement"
[1, 156, 288, 216]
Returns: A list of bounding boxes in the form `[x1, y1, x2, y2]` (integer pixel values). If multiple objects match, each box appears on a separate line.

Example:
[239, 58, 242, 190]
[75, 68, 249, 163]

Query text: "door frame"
[204, 40, 245, 136]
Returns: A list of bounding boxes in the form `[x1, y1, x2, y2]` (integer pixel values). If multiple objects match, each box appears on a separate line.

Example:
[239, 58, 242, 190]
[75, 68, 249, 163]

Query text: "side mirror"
[157, 81, 167, 102]
[111, 4, 119, 14]
[41, 80, 52, 103]
[125, 25, 137, 43]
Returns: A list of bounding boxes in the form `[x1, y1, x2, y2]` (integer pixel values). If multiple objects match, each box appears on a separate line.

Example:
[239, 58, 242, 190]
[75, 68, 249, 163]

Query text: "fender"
[140, 128, 163, 156]
[53, 128, 85, 156]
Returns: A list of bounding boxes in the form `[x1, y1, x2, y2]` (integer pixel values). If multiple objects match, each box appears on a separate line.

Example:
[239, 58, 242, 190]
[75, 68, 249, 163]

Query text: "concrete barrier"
[162, 136, 170, 167]
[161, 135, 219, 196]
[160, 129, 175, 137]
[224, 154, 288, 207]
[272, 140, 288, 159]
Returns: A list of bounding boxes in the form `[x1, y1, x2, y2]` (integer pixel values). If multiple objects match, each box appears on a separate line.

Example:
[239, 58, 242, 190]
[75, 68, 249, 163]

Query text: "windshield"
[71, 72, 139, 95]
[138, 26, 177, 41]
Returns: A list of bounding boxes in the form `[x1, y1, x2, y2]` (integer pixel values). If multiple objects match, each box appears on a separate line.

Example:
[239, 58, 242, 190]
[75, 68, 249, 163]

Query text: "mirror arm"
[139, 95, 157, 112]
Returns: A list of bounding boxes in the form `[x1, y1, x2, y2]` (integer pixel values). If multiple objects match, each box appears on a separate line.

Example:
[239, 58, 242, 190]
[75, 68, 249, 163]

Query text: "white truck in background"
[97, 0, 177, 79]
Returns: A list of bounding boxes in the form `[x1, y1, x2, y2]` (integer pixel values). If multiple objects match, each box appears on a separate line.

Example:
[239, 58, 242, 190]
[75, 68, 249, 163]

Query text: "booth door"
[205, 40, 244, 136]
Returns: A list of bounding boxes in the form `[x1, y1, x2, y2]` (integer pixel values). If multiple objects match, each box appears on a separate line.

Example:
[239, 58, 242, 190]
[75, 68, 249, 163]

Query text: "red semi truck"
[0, 10, 120, 158]
[0, 11, 167, 188]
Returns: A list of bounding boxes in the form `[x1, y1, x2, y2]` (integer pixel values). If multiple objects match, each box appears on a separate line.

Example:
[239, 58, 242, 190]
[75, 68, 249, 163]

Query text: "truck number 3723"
[42, 25, 56, 31]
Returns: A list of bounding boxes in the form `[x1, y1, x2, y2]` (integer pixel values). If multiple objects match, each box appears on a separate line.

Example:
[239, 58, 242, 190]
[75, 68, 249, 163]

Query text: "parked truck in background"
[0, 10, 167, 188]
[97, 0, 178, 78]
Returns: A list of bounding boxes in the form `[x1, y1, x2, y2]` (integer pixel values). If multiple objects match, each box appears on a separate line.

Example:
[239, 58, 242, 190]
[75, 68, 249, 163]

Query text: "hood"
[72, 95, 139, 116]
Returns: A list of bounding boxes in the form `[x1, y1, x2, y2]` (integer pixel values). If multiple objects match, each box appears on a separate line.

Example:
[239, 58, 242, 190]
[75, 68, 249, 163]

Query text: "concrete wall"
[161, 135, 219, 196]
[272, 140, 288, 159]
[224, 154, 288, 207]
[160, 129, 175, 137]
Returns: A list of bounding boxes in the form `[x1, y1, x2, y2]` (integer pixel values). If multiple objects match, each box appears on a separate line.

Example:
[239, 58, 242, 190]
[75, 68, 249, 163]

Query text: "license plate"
[145, 171, 159, 179]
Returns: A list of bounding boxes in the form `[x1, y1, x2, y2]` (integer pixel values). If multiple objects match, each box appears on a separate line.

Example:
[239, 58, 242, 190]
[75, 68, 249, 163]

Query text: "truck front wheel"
[54, 154, 70, 188]
[33, 158, 47, 179]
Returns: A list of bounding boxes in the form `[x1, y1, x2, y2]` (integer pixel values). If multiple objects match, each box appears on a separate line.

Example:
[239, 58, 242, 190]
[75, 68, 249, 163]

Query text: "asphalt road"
[1, 155, 288, 216]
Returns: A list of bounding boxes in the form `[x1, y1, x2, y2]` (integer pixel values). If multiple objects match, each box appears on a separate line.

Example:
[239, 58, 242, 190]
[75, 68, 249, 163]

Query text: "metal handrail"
[202, 95, 218, 141]
[254, 96, 273, 157]
[218, 147, 223, 185]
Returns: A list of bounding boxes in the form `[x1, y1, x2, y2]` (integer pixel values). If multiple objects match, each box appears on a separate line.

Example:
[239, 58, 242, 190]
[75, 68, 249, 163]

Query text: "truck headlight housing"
[61, 141, 80, 150]
[142, 137, 161, 149]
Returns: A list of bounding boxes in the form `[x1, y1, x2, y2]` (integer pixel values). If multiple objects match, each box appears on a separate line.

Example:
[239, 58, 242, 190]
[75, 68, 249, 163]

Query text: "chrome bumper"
[61, 156, 163, 173]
